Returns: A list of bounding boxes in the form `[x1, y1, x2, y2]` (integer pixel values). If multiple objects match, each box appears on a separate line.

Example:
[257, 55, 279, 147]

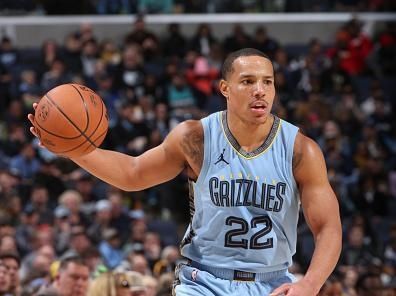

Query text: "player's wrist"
[299, 277, 322, 295]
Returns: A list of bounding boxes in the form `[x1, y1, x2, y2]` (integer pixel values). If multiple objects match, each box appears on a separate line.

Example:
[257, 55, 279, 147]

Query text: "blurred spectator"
[62, 225, 92, 258]
[61, 33, 83, 75]
[99, 39, 121, 67]
[87, 271, 147, 296]
[185, 56, 219, 108]
[327, 19, 373, 75]
[0, 36, 18, 71]
[130, 253, 150, 275]
[251, 26, 280, 59]
[99, 228, 124, 269]
[355, 272, 384, 296]
[108, 191, 131, 244]
[0, 250, 21, 295]
[114, 44, 145, 91]
[0, 260, 10, 296]
[153, 245, 179, 277]
[340, 223, 377, 267]
[39, 255, 90, 296]
[88, 199, 113, 244]
[41, 59, 72, 92]
[373, 22, 396, 77]
[15, 69, 42, 108]
[80, 38, 99, 82]
[109, 101, 150, 155]
[58, 190, 90, 227]
[39, 39, 61, 76]
[15, 204, 39, 256]
[25, 184, 53, 224]
[9, 141, 41, 181]
[189, 24, 216, 56]
[142, 275, 157, 296]
[156, 272, 174, 296]
[162, 23, 187, 59]
[167, 72, 196, 110]
[72, 171, 103, 203]
[223, 24, 252, 54]
[124, 16, 157, 46]
[142, 232, 161, 269]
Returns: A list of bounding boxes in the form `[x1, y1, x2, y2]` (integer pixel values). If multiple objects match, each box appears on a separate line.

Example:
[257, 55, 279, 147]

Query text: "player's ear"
[219, 79, 229, 100]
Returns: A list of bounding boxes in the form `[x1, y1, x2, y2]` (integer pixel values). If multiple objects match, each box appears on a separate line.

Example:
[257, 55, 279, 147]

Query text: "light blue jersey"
[181, 111, 300, 274]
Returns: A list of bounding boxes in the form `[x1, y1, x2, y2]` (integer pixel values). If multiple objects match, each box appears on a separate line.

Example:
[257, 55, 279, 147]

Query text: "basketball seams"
[50, 90, 108, 155]
[34, 101, 82, 140]
[35, 83, 108, 157]
[69, 84, 90, 133]
[45, 91, 96, 147]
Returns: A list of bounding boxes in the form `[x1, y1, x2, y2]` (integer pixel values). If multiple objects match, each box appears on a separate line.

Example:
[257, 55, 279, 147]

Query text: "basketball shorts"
[173, 261, 296, 296]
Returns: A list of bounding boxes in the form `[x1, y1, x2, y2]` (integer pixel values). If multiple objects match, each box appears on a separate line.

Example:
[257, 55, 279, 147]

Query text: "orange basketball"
[34, 83, 109, 158]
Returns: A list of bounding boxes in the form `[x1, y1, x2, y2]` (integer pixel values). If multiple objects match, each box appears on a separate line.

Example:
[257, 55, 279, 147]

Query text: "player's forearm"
[71, 148, 139, 191]
[302, 224, 342, 293]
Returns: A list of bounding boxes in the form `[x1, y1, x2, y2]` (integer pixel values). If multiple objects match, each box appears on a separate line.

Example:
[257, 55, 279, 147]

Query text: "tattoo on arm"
[180, 129, 204, 169]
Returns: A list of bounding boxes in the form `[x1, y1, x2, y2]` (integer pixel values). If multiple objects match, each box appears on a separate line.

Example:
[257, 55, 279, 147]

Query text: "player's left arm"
[271, 132, 342, 296]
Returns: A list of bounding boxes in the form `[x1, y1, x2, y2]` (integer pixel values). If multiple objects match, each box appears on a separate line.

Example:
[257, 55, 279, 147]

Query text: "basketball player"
[29, 48, 342, 295]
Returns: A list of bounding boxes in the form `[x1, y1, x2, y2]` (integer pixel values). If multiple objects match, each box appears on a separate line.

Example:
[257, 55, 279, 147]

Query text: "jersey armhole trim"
[195, 116, 211, 186]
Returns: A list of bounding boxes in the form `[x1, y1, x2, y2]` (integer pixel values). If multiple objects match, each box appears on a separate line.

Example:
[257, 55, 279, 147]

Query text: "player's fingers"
[27, 113, 35, 125]
[269, 283, 292, 296]
[29, 126, 36, 136]
[33, 102, 38, 110]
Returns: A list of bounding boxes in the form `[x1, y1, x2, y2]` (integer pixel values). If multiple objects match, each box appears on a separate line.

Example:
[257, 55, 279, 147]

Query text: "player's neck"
[226, 112, 274, 153]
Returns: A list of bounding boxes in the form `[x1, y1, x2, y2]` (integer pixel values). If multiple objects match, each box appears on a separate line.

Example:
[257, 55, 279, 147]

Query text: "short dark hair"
[221, 48, 271, 80]
[58, 255, 86, 271]
[0, 250, 21, 267]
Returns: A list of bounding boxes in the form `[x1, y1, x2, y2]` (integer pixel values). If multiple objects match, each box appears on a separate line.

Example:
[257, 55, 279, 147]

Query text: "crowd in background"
[0, 0, 395, 15]
[0, 11, 395, 296]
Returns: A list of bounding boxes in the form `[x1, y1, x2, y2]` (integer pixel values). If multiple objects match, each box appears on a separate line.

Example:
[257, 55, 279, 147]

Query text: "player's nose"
[253, 81, 266, 98]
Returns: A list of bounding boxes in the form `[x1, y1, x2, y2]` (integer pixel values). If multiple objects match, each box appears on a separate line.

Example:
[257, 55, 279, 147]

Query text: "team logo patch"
[191, 269, 198, 281]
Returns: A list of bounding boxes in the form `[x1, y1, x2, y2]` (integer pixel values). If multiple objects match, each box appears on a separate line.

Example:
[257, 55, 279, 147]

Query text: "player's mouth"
[249, 101, 268, 115]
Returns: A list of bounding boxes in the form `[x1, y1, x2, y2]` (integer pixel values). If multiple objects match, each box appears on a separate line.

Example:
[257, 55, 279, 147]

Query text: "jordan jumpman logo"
[215, 149, 229, 165]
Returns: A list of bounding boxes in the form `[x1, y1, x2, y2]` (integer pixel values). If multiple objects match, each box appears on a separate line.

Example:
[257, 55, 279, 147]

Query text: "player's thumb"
[269, 283, 291, 296]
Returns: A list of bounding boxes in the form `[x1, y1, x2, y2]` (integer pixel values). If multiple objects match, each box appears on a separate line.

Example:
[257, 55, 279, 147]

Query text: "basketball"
[34, 83, 109, 158]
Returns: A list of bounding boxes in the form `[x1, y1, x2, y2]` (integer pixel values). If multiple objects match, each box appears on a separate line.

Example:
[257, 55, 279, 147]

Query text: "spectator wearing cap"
[0, 251, 20, 295]
[87, 199, 113, 244]
[99, 228, 124, 269]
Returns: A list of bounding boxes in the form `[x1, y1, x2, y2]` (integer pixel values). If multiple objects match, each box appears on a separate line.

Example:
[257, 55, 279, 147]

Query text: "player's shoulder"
[172, 119, 203, 139]
[293, 131, 325, 173]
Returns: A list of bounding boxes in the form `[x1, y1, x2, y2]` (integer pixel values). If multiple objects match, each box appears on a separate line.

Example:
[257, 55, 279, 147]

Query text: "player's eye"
[241, 80, 252, 85]
[264, 80, 273, 85]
